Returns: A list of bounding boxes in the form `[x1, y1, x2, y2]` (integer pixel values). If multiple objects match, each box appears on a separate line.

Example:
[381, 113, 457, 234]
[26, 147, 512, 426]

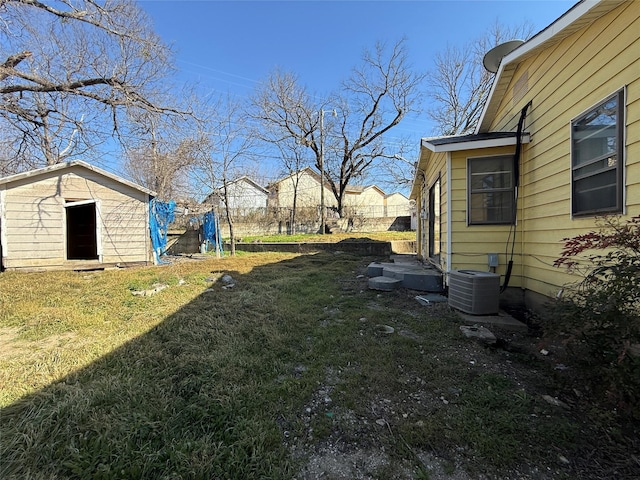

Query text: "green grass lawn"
[0, 252, 637, 479]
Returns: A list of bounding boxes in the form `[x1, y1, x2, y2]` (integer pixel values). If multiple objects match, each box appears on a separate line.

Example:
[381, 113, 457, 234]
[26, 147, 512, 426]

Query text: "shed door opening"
[66, 203, 98, 260]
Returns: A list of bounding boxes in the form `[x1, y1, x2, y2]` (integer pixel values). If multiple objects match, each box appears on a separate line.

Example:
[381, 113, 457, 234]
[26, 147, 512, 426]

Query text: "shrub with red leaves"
[549, 216, 640, 416]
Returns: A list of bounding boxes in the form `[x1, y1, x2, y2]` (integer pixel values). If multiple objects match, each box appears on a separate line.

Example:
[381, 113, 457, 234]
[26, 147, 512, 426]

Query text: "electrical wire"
[501, 100, 532, 293]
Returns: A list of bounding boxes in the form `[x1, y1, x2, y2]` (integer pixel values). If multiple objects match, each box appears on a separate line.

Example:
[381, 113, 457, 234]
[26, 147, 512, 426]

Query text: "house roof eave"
[410, 132, 529, 200]
[0, 160, 156, 197]
[476, 0, 626, 132]
[421, 132, 529, 153]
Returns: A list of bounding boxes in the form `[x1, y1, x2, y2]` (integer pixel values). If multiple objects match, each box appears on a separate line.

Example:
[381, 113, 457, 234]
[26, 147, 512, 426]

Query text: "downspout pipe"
[501, 100, 532, 293]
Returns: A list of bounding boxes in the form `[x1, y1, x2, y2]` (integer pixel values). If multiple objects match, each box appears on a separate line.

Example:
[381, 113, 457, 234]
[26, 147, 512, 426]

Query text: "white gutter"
[0, 186, 6, 265]
[422, 134, 530, 153]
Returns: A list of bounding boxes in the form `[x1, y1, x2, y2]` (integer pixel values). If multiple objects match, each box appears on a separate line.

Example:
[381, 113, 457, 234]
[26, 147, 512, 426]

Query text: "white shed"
[0, 161, 155, 271]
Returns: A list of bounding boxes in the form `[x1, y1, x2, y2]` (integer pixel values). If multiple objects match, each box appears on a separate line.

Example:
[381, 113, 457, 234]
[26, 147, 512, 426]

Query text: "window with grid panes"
[571, 90, 624, 216]
[468, 155, 515, 225]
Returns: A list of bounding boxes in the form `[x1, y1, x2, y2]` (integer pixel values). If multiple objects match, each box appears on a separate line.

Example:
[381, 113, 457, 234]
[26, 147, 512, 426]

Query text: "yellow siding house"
[411, 0, 639, 309]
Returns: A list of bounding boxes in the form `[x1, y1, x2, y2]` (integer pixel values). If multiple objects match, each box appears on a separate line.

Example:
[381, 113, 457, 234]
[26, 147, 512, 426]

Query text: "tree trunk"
[291, 195, 297, 235]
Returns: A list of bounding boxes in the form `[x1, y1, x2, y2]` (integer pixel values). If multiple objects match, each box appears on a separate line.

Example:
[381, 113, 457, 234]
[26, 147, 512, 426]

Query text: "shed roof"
[0, 160, 155, 196]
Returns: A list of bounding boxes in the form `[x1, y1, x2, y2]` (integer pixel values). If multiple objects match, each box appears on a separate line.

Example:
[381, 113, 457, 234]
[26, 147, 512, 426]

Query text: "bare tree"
[273, 140, 313, 234]
[123, 105, 205, 201]
[193, 96, 257, 256]
[0, 0, 185, 171]
[426, 20, 535, 136]
[124, 139, 198, 202]
[252, 39, 424, 218]
[369, 143, 418, 193]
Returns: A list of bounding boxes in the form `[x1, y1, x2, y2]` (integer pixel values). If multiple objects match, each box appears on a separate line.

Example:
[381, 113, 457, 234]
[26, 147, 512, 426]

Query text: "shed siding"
[1, 166, 151, 270]
[485, 2, 640, 297]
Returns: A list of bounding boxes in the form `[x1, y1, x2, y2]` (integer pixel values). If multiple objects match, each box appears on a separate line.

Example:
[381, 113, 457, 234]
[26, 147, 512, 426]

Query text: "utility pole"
[319, 108, 336, 235]
[319, 109, 325, 234]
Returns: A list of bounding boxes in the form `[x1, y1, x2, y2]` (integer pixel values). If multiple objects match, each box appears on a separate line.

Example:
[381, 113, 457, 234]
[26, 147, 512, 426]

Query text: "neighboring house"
[0, 161, 154, 271]
[343, 185, 385, 216]
[269, 168, 411, 218]
[384, 192, 412, 218]
[204, 176, 269, 211]
[410, 0, 640, 309]
[267, 167, 337, 211]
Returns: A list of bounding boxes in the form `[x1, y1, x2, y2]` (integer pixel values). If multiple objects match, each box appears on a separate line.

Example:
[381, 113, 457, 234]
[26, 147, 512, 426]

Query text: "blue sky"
[137, 0, 577, 188]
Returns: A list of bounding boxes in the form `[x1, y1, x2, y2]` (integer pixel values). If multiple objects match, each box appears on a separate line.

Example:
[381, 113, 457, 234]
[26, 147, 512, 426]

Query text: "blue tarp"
[202, 210, 224, 255]
[149, 199, 175, 263]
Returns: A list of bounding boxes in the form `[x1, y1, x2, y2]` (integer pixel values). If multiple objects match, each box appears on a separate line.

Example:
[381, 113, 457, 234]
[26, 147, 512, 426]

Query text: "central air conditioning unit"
[448, 270, 500, 315]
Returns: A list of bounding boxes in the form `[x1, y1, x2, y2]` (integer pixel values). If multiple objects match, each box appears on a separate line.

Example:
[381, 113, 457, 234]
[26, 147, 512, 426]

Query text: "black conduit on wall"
[501, 100, 532, 293]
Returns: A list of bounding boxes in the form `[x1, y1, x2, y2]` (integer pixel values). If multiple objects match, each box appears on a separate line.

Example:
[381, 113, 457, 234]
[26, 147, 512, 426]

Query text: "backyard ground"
[0, 246, 638, 479]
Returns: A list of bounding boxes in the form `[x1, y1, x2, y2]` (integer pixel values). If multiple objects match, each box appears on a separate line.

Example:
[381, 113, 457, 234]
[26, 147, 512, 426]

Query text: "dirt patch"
[286, 270, 639, 479]
[0, 327, 77, 360]
[0, 327, 22, 359]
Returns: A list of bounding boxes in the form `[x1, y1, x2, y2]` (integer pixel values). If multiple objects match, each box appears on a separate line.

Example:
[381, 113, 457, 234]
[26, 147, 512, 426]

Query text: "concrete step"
[367, 261, 444, 293]
[368, 276, 402, 291]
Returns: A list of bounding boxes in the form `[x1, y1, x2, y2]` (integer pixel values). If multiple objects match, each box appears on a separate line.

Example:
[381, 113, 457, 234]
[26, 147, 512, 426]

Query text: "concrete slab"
[367, 257, 445, 293]
[389, 253, 418, 263]
[367, 262, 385, 277]
[401, 271, 443, 291]
[415, 294, 448, 305]
[381, 264, 443, 292]
[455, 310, 528, 332]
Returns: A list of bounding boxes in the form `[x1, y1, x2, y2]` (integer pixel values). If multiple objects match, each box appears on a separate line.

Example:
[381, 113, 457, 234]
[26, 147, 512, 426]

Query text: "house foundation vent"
[448, 270, 500, 315]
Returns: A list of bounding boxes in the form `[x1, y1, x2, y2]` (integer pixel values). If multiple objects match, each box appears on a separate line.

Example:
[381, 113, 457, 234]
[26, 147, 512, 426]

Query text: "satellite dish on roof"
[482, 40, 525, 73]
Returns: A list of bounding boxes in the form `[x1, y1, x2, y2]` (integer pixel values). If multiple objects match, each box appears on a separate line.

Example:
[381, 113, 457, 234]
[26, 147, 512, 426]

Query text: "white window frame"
[467, 154, 515, 226]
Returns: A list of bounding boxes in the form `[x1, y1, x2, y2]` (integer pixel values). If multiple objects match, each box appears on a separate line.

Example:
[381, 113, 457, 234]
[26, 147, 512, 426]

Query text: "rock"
[628, 344, 640, 358]
[541, 395, 569, 409]
[459, 325, 497, 346]
[398, 329, 422, 342]
[376, 324, 395, 334]
[131, 283, 168, 297]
